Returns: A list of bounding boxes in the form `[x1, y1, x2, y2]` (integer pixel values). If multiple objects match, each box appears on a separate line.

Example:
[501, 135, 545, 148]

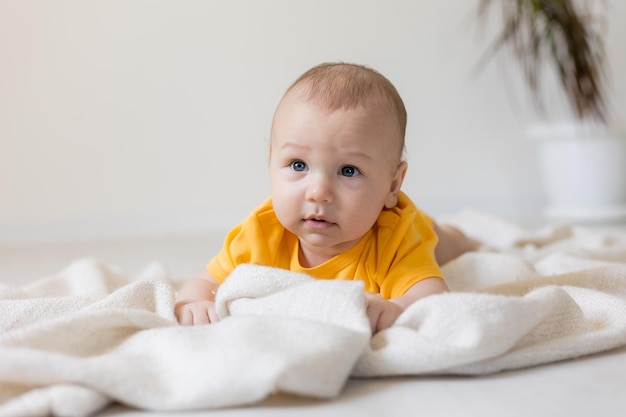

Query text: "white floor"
[0, 233, 223, 287]
[2, 233, 626, 417]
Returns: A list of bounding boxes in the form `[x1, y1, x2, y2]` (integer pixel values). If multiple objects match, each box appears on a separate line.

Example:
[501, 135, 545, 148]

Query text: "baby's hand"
[364, 293, 403, 334]
[175, 300, 219, 326]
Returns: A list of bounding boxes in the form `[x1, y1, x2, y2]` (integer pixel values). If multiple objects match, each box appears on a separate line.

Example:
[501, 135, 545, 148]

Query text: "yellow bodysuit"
[207, 191, 444, 299]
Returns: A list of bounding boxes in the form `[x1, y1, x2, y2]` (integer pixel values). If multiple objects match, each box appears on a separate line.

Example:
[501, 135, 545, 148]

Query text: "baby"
[175, 62, 479, 333]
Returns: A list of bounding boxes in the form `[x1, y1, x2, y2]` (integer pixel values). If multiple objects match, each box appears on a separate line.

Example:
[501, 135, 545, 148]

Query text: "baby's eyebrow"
[278, 142, 306, 151]
[337, 149, 374, 162]
[274, 141, 313, 155]
[278, 141, 374, 162]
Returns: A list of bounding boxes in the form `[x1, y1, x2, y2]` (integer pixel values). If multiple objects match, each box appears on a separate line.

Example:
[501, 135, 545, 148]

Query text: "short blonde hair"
[284, 62, 407, 159]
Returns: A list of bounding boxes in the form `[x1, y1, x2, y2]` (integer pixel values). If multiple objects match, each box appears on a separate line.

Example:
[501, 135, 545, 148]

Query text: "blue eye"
[291, 160, 307, 172]
[340, 165, 360, 177]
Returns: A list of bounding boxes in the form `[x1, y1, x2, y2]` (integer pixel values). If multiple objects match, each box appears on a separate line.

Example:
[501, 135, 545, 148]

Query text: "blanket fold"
[1, 212, 626, 416]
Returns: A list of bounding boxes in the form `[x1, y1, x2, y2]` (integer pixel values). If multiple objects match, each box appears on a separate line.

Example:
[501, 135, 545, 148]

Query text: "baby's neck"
[297, 245, 334, 268]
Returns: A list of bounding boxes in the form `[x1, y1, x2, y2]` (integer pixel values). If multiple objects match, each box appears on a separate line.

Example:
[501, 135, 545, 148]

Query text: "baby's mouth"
[304, 216, 334, 226]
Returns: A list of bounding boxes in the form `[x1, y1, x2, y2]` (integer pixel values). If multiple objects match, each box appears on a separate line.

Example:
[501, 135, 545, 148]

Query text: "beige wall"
[1, 0, 625, 243]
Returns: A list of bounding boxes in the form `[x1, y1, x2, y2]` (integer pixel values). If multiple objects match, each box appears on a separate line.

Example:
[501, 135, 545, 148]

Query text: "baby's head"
[268, 62, 411, 264]
[276, 62, 407, 163]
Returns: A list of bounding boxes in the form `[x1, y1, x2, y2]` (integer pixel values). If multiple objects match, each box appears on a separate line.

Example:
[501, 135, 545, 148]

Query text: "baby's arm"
[175, 271, 220, 325]
[365, 277, 448, 334]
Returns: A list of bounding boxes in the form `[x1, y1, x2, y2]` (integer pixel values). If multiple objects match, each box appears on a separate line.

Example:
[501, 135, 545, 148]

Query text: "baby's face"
[269, 92, 406, 265]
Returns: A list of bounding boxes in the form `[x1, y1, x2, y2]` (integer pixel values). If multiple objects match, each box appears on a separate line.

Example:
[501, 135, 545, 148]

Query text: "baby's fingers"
[177, 301, 219, 326]
[376, 309, 400, 333]
[206, 301, 220, 323]
[189, 305, 211, 325]
[364, 294, 402, 334]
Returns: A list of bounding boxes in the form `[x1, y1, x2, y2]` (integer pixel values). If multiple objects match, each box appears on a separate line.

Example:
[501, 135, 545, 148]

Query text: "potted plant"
[476, 0, 626, 223]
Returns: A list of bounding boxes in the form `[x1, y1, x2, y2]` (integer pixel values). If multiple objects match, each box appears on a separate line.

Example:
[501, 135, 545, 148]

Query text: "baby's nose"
[305, 174, 333, 203]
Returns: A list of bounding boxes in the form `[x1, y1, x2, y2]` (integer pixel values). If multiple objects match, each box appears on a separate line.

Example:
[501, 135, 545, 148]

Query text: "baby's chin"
[297, 233, 362, 254]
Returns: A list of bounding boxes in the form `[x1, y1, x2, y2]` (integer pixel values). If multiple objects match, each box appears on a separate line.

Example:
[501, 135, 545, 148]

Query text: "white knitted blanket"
[1, 211, 626, 416]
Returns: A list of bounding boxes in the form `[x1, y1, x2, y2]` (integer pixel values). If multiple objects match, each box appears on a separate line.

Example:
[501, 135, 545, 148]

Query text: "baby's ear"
[384, 161, 407, 208]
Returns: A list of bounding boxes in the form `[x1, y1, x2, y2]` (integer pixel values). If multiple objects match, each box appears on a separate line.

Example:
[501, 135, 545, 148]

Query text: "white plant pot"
[529, 123, 626, 223]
